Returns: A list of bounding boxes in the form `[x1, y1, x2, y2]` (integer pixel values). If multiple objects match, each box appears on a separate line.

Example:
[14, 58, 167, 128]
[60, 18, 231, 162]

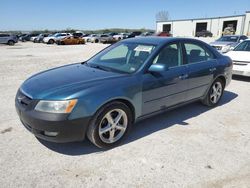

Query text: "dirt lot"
[0, 42, 249, 188]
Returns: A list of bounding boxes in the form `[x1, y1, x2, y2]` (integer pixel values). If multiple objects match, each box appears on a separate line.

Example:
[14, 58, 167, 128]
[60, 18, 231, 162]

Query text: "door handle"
[209, 68, 216, 72]
[179, 74, 188, 80]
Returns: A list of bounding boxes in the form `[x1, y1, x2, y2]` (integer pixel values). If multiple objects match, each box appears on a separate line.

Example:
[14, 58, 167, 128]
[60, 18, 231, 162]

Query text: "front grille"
[16, 90, 32, 107]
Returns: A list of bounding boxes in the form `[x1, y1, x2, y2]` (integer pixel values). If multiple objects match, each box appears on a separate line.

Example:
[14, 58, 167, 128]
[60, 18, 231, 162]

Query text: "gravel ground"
[0, 42, 249, 188]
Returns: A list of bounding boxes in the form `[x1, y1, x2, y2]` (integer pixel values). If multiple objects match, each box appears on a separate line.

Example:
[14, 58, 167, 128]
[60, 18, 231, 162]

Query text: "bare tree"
[156, 11, 169, 22]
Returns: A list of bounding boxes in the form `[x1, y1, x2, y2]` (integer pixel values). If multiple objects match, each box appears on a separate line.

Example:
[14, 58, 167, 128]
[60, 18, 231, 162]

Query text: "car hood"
[210, 41, 236, 46]
[225, 51, 250, 62]
[21, 63, 125, 99]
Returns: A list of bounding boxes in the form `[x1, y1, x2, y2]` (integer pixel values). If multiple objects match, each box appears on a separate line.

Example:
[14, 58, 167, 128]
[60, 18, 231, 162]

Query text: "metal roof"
[156, 14, 246, 23]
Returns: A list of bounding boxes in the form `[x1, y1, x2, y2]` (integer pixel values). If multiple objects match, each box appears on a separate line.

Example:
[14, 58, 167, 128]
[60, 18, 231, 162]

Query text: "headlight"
[222, 45, 231, 53]
[35, 99, 77, 113]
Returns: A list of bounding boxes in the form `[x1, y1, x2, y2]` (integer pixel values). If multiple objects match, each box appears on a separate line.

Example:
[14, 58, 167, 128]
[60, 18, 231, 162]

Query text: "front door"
[142, 42, 188, 115]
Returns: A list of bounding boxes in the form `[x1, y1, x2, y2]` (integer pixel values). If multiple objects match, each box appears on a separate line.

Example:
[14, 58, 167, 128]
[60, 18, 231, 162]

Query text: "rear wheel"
[202, 78, 224, 106]
[87, 101, 132, 148]
[95, 39, 99, 43]
[7, 40, 15, 46]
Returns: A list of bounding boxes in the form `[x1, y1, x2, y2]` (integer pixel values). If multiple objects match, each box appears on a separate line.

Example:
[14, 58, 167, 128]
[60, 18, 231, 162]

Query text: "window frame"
[181, 41, 216, 65]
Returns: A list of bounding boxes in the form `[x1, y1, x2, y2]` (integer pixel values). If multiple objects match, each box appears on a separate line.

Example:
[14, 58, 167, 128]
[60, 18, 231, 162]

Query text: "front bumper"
[232, 63, 250, 77]
[15, 91, 91, 143]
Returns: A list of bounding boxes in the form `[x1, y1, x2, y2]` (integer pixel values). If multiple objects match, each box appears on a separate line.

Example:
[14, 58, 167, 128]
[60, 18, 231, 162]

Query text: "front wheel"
[87, 101, 132, 148]
[202, 78, 224, 106]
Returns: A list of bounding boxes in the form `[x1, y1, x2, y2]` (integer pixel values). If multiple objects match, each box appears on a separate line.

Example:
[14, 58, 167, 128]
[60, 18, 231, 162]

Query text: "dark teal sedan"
[15, 37, 232, 148]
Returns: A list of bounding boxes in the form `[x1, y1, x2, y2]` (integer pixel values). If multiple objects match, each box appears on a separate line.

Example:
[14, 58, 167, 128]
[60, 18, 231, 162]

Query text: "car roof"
[122, 37, 205, 45]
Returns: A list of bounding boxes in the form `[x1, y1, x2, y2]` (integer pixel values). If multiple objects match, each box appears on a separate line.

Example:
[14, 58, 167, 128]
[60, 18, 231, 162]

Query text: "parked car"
[222, 26, 235, 36]
[34, 34, 49, 43]
[57, 36, 85, 45]
[73, 32, 85, 38]
[196, 30, 213, 37]
[127, 31, 142, 38]
[30, 35, 39, 42]
[91, 34, 114, 43]
[157, 32, 172, 37]
[0, 33, 18, 45]
[136, 32, 155, 37]
[210, 35, 248, 53]
[43, 33, 71, 44]
[19, 34, 38, 42]
[225, 39, 250, 77]
[113, 33, 128, 41]
[15, 37, 232, 148]
[83, 34, 97, 42]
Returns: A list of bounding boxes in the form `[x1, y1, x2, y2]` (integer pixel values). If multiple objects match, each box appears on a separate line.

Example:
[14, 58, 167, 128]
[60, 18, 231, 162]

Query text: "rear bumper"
[15, 99, 91, 143]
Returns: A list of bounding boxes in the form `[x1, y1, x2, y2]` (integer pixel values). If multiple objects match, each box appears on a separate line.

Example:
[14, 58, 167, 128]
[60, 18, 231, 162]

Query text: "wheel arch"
[97, 98, 136, 123]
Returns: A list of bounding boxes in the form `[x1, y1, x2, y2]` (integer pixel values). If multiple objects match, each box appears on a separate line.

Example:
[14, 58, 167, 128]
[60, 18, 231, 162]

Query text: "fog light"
[44, 131, 58, 137]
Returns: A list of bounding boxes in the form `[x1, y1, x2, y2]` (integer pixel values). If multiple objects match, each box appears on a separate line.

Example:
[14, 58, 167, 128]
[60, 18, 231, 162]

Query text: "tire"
[202, 78, 224, 107]
[48, 39, 54, 44]
[87, 101, 133, 148]
[95, 39, 99, 43]
[7, 40, 15, 46]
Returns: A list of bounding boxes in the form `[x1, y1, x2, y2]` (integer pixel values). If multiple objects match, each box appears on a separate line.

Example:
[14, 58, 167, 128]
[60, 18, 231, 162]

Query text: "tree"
[156, 11, 169, 22]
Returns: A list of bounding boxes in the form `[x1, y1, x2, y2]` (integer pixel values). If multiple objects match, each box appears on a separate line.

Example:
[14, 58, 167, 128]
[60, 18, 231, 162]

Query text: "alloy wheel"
[98, 109, 128, 144]
[210, 81, 222, 104]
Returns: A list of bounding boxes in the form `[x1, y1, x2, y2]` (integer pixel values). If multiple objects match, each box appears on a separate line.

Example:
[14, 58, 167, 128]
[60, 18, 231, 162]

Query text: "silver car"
[91, 34, 114, 43]
[0, 33, 18, 45]
[210, 35, 248, 53]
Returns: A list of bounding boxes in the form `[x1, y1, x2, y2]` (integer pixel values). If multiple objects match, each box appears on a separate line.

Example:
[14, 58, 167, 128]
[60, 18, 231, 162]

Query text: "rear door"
[182, 41, 217, 101]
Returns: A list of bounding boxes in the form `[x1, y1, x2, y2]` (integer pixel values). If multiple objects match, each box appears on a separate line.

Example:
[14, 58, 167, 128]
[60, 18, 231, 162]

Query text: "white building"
[156, 11, 250, 37]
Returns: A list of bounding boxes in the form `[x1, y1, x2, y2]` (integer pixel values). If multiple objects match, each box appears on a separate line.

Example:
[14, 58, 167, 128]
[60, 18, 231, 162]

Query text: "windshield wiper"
[89, 64, 112, 72]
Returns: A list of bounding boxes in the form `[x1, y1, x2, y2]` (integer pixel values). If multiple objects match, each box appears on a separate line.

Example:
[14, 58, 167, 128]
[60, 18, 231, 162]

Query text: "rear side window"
[0, 34, 9, 37]
[184, 43, 214, 64]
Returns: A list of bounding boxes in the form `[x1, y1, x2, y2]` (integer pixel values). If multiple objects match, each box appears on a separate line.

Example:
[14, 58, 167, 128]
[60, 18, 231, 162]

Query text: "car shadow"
[232, 75, 250, 82]
[38, 90, 238, 155]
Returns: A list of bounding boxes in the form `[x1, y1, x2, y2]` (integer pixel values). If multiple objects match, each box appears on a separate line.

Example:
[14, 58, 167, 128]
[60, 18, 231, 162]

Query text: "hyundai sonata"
[16, 37, 232, 148]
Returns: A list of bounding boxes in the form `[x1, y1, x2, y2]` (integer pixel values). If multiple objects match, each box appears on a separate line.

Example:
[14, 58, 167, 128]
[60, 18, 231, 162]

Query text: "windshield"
[87, 42, 156, 73]
[234, 41, 250, 51]
[217, 36, 239, 42]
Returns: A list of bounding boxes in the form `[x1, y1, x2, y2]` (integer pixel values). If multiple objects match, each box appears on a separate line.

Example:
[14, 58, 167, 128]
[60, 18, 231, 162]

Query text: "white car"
[225, 39, 250, 77]
[30, 35, 39, 42]
[43, 33, 71, 44]
[83, 34, 97, 42]
[113, 33, 128, 41]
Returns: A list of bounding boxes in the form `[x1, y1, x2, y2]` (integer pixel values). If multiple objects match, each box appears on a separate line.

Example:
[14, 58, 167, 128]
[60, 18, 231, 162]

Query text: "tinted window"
[184, 43, 214, 64]
[217, 36, 239, 42]
[153, 43, 182, 68]
[0, 34, 9, 37]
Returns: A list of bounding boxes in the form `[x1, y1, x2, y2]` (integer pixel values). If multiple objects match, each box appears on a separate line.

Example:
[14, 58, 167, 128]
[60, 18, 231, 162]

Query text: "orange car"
[57, 36, 85, 45]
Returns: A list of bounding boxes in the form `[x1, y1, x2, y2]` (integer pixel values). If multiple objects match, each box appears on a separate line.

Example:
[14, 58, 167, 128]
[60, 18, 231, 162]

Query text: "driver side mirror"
[148, 64, 168, 73]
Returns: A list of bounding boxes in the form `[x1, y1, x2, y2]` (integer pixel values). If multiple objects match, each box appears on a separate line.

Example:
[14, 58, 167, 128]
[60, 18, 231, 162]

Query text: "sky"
[0, 0, 250, 31]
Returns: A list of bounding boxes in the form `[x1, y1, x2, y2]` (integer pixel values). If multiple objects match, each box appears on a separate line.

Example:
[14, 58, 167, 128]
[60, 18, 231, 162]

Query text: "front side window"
[184, 43, 214, 64]
[88, 43, 156, 73]
[152, 43, 182, 68]
[234, 41, 250, 51]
